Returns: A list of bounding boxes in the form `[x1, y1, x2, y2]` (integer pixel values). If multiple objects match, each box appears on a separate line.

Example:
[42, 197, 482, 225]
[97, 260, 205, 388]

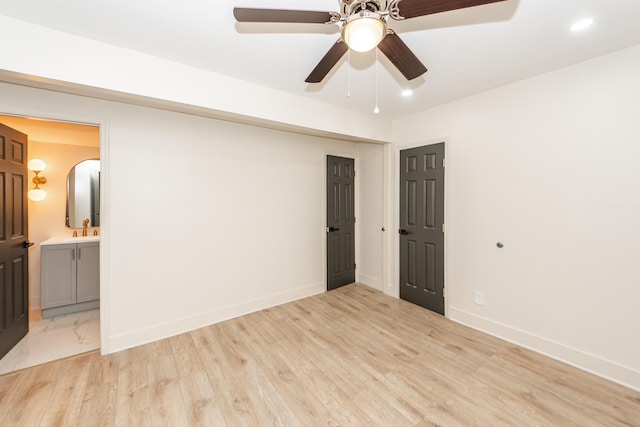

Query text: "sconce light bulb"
[28, 159, 46, 172]
[28, 188, 46, 202]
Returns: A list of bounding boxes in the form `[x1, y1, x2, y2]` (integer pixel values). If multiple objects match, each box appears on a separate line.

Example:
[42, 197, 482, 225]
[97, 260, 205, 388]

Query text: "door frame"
[0, 107, 111, 354]
[383, 139, 450, 316]
[322, 150, 360, 292]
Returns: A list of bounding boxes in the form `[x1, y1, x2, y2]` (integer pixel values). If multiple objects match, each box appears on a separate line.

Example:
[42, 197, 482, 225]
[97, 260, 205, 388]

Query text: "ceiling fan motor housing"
[341, 0, 388, 17]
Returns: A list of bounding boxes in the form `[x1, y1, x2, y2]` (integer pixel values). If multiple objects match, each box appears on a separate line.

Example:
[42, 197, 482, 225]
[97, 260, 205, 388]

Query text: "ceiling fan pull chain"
[347, 48, 351, 99]
[374, 49, 380, 114]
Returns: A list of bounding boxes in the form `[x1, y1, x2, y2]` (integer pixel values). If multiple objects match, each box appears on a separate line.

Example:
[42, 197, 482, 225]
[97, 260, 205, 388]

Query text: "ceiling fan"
[234, 0, 507, 83]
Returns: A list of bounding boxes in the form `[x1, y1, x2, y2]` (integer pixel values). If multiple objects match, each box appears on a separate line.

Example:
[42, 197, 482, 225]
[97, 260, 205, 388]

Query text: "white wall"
[0, 81, 385, 354]
[356, 143, 384, 290]
[392, 44, 640, 390]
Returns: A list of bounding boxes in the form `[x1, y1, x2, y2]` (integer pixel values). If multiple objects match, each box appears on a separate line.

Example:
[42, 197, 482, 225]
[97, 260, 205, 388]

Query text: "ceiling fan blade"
[377, 31, 427, 80]
[394, 0, 508, 20]
[305, 39, 348, 83]
[234, 7, 337, 24]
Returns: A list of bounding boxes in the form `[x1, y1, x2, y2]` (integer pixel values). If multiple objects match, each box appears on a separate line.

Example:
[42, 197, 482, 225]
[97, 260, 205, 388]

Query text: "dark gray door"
[399, 143, 445, 314]
[327, 155, 355, 290]
[0, 123, 30, 359]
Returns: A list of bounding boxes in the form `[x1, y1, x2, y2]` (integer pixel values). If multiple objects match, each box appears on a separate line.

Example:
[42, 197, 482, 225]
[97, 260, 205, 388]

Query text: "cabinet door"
[41, 245, 76, 309]
[76, 242, 100, 303]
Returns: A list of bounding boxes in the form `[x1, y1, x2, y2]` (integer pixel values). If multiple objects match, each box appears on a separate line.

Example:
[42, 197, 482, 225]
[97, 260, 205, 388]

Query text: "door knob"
[399, 229, 410, 235]
[327, 226, 341, 232]
[23, 241, 35, 248]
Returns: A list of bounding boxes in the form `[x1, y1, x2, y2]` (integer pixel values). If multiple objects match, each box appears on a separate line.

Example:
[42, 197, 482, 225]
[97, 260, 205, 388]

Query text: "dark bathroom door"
[0, 123, 30, 360]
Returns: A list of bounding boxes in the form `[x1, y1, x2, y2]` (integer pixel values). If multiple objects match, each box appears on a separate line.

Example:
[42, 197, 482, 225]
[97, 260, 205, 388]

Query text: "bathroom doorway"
[0, 115, 101, 374]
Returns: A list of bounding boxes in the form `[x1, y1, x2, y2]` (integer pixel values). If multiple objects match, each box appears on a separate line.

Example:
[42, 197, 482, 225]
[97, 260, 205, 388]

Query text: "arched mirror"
[66, 159, 100, 228]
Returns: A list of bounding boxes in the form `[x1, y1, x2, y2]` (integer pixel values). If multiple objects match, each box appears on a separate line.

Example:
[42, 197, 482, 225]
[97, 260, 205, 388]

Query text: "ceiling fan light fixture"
[342, 12, 386, 53]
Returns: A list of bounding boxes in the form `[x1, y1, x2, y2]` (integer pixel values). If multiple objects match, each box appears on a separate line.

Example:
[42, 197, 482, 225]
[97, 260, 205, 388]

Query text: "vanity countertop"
[41, 236, 100, 246]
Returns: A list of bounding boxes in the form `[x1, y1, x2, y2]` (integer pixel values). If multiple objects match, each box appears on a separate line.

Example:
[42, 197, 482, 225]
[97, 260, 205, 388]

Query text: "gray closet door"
[399, 143, 445, 314]
[327, 155, 355, 290]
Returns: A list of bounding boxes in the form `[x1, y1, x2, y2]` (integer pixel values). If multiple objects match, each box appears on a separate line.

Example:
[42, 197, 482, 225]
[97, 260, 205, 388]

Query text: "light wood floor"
[1, 284, 639, 426]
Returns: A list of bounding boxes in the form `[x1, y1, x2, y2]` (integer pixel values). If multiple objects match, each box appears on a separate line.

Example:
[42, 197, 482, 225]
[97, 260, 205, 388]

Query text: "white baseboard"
[358, 273, 382, 291]
[107, 282, 325, 354]
[449, 307, 640, 392]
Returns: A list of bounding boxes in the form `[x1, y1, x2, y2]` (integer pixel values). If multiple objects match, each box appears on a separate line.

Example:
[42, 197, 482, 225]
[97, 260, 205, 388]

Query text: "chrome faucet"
[82, 218, 89, 237]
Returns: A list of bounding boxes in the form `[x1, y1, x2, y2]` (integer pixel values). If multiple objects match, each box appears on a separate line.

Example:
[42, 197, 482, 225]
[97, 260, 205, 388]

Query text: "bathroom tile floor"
[0, 309, 100, 375]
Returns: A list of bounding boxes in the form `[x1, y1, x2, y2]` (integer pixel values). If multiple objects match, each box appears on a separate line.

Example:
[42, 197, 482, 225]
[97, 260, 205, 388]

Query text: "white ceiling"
[1, 0, 639, 119]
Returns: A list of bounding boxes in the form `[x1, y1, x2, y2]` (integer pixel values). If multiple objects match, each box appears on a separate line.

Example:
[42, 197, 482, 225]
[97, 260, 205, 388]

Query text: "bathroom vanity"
[40, 236, 100, 318]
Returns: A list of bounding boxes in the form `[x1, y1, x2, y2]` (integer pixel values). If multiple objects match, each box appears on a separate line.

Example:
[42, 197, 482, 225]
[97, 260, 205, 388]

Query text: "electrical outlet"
[474, 291, 485, 306]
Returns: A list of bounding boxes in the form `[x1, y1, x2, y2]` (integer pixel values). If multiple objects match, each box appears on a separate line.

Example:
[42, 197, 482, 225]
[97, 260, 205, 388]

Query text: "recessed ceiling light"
[570, 18, 594, 32]
[401, 89, 413, 97]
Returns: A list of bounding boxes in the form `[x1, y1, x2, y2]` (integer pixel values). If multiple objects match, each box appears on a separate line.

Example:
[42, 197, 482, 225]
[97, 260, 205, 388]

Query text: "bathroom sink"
[63, 235, 100, 242]
[40, 235, 101, 246]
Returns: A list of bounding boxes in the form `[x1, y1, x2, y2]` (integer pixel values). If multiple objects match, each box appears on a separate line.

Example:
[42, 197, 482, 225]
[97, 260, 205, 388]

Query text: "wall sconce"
[28, 159, 47, 201]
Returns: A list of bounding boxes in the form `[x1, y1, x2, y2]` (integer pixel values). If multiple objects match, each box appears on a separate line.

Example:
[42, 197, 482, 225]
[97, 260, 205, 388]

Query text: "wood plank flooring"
[1, 284, 639, 426]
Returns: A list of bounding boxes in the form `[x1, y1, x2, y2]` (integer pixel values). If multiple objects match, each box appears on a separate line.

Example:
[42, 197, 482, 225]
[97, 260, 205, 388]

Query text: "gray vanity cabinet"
[76, 243, 100, 302]
[41, 240, 100, 317]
